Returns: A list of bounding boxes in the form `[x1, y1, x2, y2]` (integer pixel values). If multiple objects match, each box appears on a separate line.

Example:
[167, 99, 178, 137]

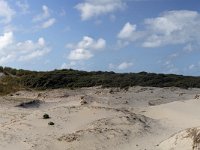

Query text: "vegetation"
[43, 114, 50, 119]
[0, 66, 199, 95]
[48, 122, 55, 125]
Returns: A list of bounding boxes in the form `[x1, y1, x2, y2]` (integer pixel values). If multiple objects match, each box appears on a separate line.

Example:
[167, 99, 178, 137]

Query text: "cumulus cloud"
[118, 10, 200, 49]
[118, 22, 136, 39]
[0, 0, 15, 23]
[33, 5, 50, 22]
[17, 38, 50, 61]
[109, 62, 133, 70]
[75, 0, 126, 20]
[0, 54, 14, 64]
[0, 32, 13, 50]
[67, 36, 106, 61]
[32, 5, 56, 29]
[41, 18, 56, 29]
[76, 36, 106, 50]
[68, 49, 93, 61]
[118, 62, 133, 70]
[143, 10, 200, 48]
[117, 22, 145, 47]
[0, 32, 51, 64]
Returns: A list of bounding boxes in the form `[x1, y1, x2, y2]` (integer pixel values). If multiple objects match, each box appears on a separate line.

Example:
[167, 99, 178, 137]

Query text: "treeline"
[0, 67, 199, 92]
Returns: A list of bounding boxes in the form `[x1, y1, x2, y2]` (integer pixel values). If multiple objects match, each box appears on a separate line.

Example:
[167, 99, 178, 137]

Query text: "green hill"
[0, 66, 199, 95]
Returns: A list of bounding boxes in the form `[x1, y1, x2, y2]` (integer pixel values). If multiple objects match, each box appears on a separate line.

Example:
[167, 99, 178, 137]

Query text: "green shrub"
[43, 114, 50, 119]
[48, 122, 54, 125]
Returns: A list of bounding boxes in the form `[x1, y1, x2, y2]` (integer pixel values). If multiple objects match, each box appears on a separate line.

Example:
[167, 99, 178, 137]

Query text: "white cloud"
[118, 62, 133, 70]
[0, 32, 13, 50]
[118, 10, 200, 49]
[145, 10, 198, 35]
[33, 5, 50, 22]
[41, 18, 56, 29]
[38, 37, 45, 46]
[66, 36, 106, 61]
[117, 22, 145, 47]
[0, 33, 51, 64]
[118, 22, 136, 39]
[0, 0, 15, 23]
[142, 35, 163, 48]
[16, 0, 29, 14]
[144, 10, 200, 48]
[16, 37, 46, 52]
[109, 62, 133, 70]
[17, 37, 50, 61]
[75, 0, 126, 20]
[0, 54, 14, 64]
[76, 36, 106, 50]
[18, 48, 50, 61]
[68, 48, 93, 61]
[32, 5, 56, 29]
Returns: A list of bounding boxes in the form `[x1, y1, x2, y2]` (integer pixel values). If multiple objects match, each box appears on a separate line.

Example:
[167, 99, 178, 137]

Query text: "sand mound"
[57, 113, 156, 150]
[158, 127, 200, 150]
[16, 100, 43, 108]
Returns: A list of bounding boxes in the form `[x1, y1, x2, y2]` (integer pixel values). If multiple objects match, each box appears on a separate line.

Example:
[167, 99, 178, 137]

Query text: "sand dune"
[158, 127, 200, 150]
[0, 86, 200, 150]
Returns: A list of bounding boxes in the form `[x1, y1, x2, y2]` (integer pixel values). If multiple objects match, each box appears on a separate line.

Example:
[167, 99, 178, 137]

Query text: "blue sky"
[0, 0, 200, 75]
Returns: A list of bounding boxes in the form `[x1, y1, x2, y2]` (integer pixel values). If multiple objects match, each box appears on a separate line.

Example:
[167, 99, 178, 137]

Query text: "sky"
[0, 0, 200, 75]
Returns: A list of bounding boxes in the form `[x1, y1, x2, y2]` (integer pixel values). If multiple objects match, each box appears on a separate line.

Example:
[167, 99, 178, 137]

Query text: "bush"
[43, 114, 50, 119]
[48, 122, 54, 125]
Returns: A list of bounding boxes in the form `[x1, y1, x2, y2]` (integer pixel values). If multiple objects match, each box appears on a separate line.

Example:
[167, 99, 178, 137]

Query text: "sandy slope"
[0, 86, 200, 150]
[144, 99, 200, 150]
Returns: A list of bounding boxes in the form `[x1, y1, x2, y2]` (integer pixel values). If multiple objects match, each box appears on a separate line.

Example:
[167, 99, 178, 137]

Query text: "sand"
[0, 86, 200, 150]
